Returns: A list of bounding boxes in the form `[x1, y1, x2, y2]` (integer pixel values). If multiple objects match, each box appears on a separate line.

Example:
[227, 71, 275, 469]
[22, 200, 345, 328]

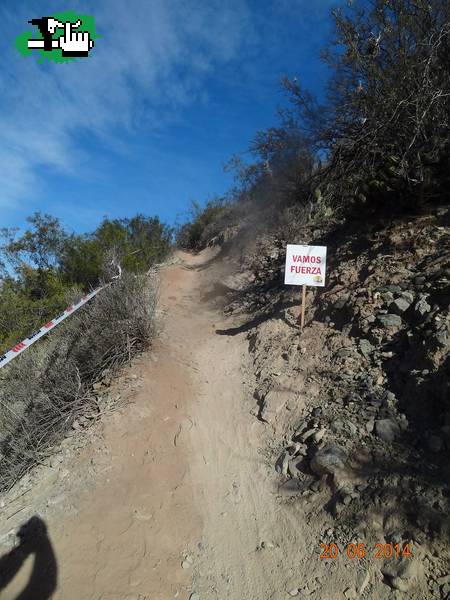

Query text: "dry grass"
[0, 271, 158, 492]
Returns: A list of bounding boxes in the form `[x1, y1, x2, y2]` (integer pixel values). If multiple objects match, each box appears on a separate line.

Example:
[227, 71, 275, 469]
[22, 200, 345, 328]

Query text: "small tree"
[1, 213, 67, 272]
[1, 213, 68, 299]
[281, 0, 450, 211]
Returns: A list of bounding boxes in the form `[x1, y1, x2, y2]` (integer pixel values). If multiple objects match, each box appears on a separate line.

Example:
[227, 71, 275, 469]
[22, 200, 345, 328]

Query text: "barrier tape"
[0, 283, 111, 370]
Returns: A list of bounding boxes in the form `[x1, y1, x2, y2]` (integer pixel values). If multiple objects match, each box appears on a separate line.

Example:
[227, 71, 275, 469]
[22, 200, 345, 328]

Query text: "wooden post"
[300, 284, 307, 330]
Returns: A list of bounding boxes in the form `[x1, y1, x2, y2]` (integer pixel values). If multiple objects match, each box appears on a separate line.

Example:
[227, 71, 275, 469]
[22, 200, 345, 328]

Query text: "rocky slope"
[220, 205, 449, 597]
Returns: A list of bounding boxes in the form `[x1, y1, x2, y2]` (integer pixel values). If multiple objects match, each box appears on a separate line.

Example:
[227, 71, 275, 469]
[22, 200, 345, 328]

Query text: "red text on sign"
[292, 255, 322, 264]
[290, 266, 322, 274]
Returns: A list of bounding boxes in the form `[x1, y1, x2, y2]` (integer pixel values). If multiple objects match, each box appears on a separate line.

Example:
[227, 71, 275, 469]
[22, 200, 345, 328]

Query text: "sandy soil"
[0, 249, 353, 600]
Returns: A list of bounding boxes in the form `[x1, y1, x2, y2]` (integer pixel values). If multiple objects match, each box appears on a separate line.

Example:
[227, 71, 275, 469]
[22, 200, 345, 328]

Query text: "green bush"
[0, 268, 76, 352]
[0, 212, 172, 353]
[176, 199, 230, 249]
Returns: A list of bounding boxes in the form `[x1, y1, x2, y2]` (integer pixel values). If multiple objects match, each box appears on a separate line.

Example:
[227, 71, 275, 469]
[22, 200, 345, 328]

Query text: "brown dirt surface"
[1, 240, 446, 599]
[0, 249, 326, 600]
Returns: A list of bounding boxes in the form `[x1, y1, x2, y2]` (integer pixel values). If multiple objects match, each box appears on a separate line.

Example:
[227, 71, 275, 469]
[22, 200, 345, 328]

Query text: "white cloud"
[0, 0, 253, 210]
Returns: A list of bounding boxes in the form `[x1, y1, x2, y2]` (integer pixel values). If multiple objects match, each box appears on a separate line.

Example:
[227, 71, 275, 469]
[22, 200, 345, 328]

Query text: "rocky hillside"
[218, 205, 449, 597]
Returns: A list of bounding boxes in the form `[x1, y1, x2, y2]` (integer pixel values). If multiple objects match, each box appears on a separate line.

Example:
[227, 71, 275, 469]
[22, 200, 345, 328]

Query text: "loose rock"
[390, 298, 411, 314]
[356, 570, 370, 594]
[359, 339, 374, 356]
[260, 390, 287, 424]
[414, 296, 431, 318]
[310, 445, 347, 477]
[374, 419, 400, 443]
[377, 314, 402, 328]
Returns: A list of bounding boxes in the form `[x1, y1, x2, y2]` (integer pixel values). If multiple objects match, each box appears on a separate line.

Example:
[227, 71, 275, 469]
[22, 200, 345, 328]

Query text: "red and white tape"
[0, 283, 110, 370]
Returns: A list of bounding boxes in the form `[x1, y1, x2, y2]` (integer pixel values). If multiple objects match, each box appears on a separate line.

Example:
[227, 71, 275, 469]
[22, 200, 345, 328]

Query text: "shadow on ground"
[0, 516, 57, 600]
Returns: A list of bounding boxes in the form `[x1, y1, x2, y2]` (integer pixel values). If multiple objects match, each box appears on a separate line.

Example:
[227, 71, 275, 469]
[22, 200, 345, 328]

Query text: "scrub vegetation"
[177, 0, 450, 246]
[0, 212, 171, 490]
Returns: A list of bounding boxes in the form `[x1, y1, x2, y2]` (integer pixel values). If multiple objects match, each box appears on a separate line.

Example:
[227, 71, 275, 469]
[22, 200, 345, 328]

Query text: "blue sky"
[0, 0, 342, 234]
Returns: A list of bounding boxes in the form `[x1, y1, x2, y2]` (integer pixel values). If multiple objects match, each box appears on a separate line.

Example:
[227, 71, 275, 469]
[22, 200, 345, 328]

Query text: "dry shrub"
[0, 271, 158, 492]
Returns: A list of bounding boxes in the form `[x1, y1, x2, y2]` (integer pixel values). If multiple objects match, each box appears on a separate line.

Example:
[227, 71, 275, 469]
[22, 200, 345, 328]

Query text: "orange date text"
[320, 543, 412, 560]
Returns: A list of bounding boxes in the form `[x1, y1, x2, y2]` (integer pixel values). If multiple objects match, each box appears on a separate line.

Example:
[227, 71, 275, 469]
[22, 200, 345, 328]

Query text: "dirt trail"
[0, 250, 298, 599]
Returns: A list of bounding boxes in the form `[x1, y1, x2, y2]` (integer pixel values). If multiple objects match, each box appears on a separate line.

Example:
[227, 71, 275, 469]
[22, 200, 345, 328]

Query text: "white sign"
[284, 244, 327, 287]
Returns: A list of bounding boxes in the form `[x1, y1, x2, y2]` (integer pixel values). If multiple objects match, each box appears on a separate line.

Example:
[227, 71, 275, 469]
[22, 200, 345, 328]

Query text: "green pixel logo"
[16, 11, 98, 63]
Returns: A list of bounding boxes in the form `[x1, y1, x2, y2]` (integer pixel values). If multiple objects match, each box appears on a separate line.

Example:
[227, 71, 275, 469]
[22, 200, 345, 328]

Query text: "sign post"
[300, 284, 306, 329]
[284, 244, 327, 330]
